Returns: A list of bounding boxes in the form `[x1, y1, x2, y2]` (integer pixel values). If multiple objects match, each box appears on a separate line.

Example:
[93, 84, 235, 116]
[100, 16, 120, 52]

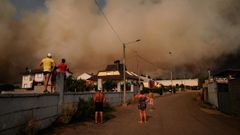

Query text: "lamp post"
[123, 39, 141, 105]
[169, 51, 173, 93]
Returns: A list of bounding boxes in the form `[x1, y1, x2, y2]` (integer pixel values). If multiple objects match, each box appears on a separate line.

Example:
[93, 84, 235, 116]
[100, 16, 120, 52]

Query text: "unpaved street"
[42, 92, 240, 135]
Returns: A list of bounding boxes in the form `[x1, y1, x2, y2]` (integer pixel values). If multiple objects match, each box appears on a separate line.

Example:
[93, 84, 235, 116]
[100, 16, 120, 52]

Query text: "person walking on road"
[40, 53, 55, 93]
[93, 89, 106, 124]
[135, 91, 149, 124]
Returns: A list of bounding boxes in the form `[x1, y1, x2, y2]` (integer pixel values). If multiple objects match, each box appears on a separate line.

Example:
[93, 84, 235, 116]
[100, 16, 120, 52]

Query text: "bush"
[71, 98, 115, 123]
[71, 98, 95, 122]
[66, 77, 86, 92]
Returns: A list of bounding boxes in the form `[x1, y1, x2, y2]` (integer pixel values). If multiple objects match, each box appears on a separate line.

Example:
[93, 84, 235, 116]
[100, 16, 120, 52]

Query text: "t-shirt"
[58, 63, 67, 72]
[41, 57, 54, 72]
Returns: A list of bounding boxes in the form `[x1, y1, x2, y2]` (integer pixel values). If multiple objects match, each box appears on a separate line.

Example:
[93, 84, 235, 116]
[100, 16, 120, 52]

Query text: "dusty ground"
[41, 91, 240, 135]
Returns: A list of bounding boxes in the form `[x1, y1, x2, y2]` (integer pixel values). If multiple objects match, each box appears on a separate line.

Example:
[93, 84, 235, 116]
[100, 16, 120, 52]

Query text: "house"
[138, 75, 154, 88]
[77, 73, 92, 80]
[21, 69, 44, 89]
[96, 60, 139, 92]
[155, 79, 199, 87]
[21, 68, 73, 89]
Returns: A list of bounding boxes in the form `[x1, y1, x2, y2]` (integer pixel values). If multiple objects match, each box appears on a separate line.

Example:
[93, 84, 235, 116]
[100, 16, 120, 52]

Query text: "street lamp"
[169, 51, 173, 93]
[123, 39, 141, 106]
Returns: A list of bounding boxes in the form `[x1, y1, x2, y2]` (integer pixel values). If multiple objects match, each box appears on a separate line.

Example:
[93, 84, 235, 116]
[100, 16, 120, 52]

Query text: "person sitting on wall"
[93, 89, 106, 124]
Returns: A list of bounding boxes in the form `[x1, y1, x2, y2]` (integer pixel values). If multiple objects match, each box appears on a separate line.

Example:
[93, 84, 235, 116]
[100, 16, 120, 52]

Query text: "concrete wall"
[0, 94, 59, 135]
[228, 78, 240, 116]
[208, 82, 219, 108]
[0, 91, 134, 135]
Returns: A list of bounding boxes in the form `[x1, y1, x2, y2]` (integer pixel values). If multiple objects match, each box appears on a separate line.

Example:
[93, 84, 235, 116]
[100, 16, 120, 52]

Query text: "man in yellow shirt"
[40, 53, 55, 93]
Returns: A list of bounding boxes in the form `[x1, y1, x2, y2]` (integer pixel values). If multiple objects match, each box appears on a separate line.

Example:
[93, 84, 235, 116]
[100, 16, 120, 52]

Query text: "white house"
[138, 75, 155, 88]
[22, 68, 73, 89]
[155, 79, 199, 87]
[21, 69, 44, 89]
[77, 73, 92, 80]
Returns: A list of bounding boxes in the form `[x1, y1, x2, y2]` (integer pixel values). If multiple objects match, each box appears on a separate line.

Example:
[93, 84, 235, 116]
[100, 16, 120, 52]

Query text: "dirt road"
[42, 92, 240, 135]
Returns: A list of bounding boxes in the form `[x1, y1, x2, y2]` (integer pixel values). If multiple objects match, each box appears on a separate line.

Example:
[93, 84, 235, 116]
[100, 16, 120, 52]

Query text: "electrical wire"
[94, 0, 123, 44]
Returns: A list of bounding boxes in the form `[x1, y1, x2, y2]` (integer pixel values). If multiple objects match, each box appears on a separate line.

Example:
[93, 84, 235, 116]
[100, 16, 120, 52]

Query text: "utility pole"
[123, 39, 141, 106]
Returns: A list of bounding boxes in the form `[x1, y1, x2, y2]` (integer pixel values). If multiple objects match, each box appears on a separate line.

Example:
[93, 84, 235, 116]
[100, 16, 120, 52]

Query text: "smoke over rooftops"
[1, 0, 240, 82]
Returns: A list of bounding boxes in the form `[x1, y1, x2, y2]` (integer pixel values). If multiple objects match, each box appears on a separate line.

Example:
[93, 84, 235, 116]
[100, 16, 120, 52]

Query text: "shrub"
[71, 98, 115, 122]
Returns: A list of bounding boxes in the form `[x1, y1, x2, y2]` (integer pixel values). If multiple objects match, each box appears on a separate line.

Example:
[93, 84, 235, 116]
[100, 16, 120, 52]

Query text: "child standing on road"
[135, 91, 149, 124]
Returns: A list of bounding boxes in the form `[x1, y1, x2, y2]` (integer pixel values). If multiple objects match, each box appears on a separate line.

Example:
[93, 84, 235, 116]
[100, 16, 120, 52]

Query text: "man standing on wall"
[40, 53, 55, 93]
[93, 89, 106, 124]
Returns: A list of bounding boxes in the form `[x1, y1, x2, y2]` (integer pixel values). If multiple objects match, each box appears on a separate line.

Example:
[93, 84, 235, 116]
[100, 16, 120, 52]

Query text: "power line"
[94, 0, 123, 44]
[129, 49, 162, 70]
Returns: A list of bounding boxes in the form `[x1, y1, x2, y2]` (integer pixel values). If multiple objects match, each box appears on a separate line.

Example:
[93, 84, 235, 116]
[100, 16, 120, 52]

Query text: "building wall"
[228, 78, 240, 116]
[155, 79, 198, 87]
[0, 94, 59, 135]
[0, 92, 134, 135]
[34, 73, 44, 83]
[208, 82, 219, 108]
[77, 73, 91, 80]
[22, 75, 34, 88]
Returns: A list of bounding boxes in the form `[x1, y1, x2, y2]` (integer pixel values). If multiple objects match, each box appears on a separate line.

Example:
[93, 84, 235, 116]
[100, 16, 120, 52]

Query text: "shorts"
[95, 102, 103, 112]
[44, 71, 51, 75]
[138, 102, 147, 111]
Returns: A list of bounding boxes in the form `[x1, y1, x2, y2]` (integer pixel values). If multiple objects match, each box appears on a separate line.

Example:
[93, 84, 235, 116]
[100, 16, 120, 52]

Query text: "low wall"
[0, 94, 59, 135]
[0, 92, 134, 135]
[229, 78, 240, 116]
[208, 82, 218, 108]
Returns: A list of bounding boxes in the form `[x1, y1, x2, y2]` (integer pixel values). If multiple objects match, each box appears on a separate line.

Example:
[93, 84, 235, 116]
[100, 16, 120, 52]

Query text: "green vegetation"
[71, 98, 115, 122]
[66, 77, 86, 92]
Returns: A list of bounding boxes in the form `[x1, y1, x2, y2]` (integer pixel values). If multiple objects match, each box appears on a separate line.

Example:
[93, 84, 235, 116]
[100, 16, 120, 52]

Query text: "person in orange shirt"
[40, 53, 55, 93]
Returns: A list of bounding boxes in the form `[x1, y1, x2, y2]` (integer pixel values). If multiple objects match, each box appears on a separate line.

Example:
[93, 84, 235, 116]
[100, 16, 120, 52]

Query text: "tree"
[66, 77, 86, 92]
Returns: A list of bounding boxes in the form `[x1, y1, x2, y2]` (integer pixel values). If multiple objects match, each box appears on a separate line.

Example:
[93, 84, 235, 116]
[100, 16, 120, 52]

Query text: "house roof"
[96, 62, 138, 81]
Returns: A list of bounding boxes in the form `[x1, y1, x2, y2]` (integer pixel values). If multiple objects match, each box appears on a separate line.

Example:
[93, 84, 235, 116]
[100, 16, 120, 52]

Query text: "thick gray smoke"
[0, 0, 240, 82]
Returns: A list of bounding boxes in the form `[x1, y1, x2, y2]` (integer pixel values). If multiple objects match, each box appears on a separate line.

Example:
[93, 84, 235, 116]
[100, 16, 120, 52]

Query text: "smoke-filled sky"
[1, 0, 240, 83]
